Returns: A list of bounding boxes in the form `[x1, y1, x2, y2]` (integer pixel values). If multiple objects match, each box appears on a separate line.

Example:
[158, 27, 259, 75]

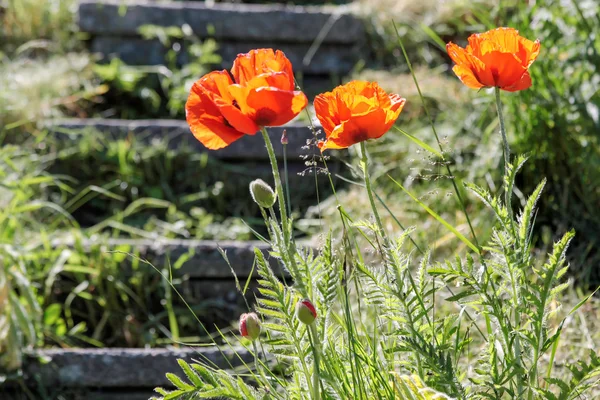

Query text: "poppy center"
[254, 108, 278, 126]
[352, 130, 370, 144]
[222, 117, 233, 128]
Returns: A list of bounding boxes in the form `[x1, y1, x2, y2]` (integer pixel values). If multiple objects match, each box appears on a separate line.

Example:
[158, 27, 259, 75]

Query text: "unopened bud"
[249, 179, 277, 208]
[295, 299, 317, 325]
[281, 129, 288, 145]
[239, 312, 261, 341]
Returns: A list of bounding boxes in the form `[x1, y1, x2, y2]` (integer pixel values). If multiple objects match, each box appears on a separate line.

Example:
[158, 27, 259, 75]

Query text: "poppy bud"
[239, 312, 261, 341]
[249, 179, 277, 208]
[295, 299, 317, 325]
[281, 129, 288, 145]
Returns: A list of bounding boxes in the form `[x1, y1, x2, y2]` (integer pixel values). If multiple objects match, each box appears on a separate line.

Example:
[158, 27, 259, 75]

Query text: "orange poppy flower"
[229, 49, 308, 127]
[446, 27, 540, 92]
[314, 81, 406, 151]
[185, 49, 308, 150]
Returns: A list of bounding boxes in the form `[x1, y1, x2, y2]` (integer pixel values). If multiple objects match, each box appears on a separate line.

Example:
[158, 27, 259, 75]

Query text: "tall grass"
[0, 0, 78, 54]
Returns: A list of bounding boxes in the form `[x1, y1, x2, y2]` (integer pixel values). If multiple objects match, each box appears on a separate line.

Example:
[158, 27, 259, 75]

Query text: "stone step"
[50, 237, 299, 326]
[78, 0, 363, 44]
[91, 37, 361, 74]
[7, 347, 252, 398]
[50, 118, 321, 161]
[78, 0, 365, 74]
[55, 237, 290, 279]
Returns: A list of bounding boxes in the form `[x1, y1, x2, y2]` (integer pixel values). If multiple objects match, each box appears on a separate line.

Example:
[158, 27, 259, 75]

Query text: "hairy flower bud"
[249, 179, 277, 208]
[295, 299, 317, 325]
[281, 129, 288, 145]
[239, 312, 261, 341]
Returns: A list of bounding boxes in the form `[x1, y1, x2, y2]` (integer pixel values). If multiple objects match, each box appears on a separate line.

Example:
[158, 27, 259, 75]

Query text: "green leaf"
[165, 372, 194, 391]
[177, 359, 203, 388]
[445, 290, 478, 302]
[43, 304, 62, 326]
[394, 127, 443, 158]
[388, 175, 480, 254]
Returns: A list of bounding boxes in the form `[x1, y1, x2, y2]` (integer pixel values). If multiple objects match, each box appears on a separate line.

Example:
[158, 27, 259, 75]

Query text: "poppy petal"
[186, 90, 246, 150]
[452, 65, 485, 90]
[385, 96, 406, 124]
[502, 71, 532, 92]
[246, 87, 308, 127]
[518, 37, 541, 67]
[314, 93, 339, 135]
[218, 102, 260, 135]
[479, 51, 527, 88]
[327, 107, 388, 149]
[232, 49, 294, 90]
[199, 78, 259, 135]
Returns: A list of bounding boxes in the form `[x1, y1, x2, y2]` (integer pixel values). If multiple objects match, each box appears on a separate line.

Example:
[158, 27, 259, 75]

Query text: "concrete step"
[50, 118, 321, 161]
[78, 0, 365, 75]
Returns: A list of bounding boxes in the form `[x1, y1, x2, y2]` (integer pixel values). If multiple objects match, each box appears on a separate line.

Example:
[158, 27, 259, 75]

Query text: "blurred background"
[0, 0, 599, 397]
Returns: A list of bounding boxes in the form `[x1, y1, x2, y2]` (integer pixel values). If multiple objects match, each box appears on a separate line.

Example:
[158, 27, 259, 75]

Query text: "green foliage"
[0, 53, 99, 130]
[500, 0, 600, 282]
[0, 0, 79, 55]
[95, 24, 221, 119]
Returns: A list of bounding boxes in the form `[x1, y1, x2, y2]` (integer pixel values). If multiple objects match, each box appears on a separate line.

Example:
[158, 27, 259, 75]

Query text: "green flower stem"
[495, 87, 525, 396]
[260, 127, 307, 296]
[261, 128, 289, 236]
[308, 323, 322, 400]
[360, 141, 386, 239]
[494, 87, 514, 228]
[283, 140, 293, 217]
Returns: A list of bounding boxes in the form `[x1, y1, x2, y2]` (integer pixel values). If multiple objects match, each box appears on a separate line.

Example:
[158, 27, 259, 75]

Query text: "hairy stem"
[495, 88, 525, 396]
[308, 323, 322, 400]
[494, 87, 514, 231]
[360, 141, 386, 239]
[261, 128, 307, 296]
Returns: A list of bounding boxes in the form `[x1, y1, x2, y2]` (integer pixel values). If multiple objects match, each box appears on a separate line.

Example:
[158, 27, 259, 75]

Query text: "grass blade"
[394, 127, 443, 158]
[388, 174, 480, 254]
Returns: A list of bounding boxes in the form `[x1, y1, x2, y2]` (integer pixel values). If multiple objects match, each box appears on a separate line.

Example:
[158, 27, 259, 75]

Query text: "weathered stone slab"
[24, 347, 252, 388]
[90, 37, 362, 74]
[52, 237, 303, 278]
[78, 0, 364, 44]
[49, 118, 322, 161]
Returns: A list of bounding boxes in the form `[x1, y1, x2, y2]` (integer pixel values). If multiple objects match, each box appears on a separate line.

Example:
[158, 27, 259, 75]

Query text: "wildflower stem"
[360, 141, 385, 238]
[261, 127, 289, 238]
[283, 141, 292, 217]
[308, 323, 322, 400]
[494, 87, 514, 228]
[261, 127, 307, 296]
[495, 88, 527, 395]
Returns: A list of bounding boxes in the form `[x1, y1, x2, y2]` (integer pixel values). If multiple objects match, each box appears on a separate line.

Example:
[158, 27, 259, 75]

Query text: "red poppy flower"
[314, 81, 406, 151]
[446, 27, 541, 92]
[185, 70, 259, 150]
[185, 49, 308, 150]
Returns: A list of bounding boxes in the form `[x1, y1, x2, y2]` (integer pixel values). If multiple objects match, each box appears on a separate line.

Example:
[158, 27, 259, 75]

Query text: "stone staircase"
[79, 0, 366, 93]
[9, 1, 365, 398]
